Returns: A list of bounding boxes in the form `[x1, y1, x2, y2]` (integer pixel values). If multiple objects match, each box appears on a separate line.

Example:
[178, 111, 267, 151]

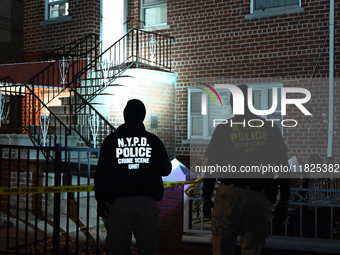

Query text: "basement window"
[46, 0, 69, 19]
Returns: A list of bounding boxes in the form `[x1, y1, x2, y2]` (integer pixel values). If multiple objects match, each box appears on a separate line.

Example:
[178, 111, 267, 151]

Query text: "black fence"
[0, 144, 106, 255]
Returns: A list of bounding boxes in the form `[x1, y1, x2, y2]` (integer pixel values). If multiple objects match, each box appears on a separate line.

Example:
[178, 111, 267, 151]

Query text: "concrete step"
[59, 96, 76, 105]
[50, 114, 77, 125]
[49, 105, 70, 115]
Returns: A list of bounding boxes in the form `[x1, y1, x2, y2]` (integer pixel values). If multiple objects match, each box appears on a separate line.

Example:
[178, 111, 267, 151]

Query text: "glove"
[272, 201, 288, 226]
[203, 199, 214, 219]
[97, 200, 109, 218]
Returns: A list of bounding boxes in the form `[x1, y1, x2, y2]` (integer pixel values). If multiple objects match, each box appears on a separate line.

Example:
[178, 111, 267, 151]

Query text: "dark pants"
[211, 184, 271, 255]
[106, 196, 159, 255]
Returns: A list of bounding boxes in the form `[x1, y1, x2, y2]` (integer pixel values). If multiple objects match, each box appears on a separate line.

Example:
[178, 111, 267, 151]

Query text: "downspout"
[327, 0, 335, 163]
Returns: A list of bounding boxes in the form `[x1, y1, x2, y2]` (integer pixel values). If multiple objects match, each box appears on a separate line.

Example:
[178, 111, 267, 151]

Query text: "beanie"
[123, 99, 146, 123]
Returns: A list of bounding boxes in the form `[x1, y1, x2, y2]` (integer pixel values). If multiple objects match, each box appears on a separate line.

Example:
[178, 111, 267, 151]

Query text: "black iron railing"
[22, 34, 101, 148]
[0, 80, 70, 148]
[0, 144, 104, 255]
[69, 90, 115, 148]
[28, 33, 100, 105]
[72, 28, 174, 102]
[127, 28, 174, 71]
[1, 29, 174, 149]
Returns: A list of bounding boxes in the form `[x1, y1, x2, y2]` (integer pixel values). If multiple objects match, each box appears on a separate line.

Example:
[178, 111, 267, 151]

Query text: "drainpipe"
[327, 0, 335, 163]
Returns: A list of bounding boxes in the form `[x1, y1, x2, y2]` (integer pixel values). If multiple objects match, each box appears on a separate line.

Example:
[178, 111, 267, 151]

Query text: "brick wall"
[163, 0, 340, 164]
[127, 0, 340, 253]
[129, 0, 339, 164]
[23, 0, 101, 61]
[158, 186, 213, 255]
[103, 69, 177, 157]
[157, 186, 184, 253]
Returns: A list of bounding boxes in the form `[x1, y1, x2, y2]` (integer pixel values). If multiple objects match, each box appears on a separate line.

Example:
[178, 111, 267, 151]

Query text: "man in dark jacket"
[95, 99, 172, 255]
[202, 85, 290, 255]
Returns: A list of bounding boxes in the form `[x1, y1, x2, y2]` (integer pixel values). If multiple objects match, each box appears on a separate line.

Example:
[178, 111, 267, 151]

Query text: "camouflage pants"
[211, 184, 271, 255]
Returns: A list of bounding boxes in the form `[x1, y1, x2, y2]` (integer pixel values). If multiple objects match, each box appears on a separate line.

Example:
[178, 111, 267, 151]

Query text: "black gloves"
[203, 199, 214, 219]
[97, 200, 109, 218]
[273, 201, 288, 226]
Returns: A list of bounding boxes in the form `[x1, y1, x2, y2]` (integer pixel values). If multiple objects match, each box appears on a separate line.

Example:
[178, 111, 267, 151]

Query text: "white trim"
[142, 25, 171, 31]
[245, 6, 305, 19]
[124, 68, 177, 82]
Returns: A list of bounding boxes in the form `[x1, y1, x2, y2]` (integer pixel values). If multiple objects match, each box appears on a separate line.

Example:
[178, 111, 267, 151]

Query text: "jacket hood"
[123, 99, 146, 123]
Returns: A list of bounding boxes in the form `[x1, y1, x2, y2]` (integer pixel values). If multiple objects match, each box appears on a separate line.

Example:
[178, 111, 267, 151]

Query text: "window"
[46, 0, 69, 19]
[188, 83, 283, 140]
[251, 0, 300, 13]
[189, 88, 233, 140]
[141, 0, 167, 28]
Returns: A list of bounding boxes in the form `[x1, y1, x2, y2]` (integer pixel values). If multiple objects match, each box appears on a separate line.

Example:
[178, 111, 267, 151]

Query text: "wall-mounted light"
[150, 114, 158, 129]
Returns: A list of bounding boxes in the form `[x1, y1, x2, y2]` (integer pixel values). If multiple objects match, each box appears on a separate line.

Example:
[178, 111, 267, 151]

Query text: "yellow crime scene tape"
[0, 180, 203, 195]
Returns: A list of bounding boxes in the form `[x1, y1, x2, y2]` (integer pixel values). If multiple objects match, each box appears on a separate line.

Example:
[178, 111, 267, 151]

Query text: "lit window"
[251, 0, 300, 13]
[188, 83, 283, 140]
[46, 0, 69, 19]
[141, 0, 167, 27]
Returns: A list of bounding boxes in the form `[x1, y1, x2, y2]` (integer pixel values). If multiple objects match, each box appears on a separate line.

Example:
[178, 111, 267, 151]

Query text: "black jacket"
[202, 114, 290, 203]
[94, 121, 172, 203]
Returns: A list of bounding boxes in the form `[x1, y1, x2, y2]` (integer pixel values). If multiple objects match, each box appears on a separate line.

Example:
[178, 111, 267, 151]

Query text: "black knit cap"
[123, 99, 146, 123]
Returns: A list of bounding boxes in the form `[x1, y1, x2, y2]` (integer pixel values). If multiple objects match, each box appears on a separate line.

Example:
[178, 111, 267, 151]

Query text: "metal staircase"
[0, 29, 174, 151]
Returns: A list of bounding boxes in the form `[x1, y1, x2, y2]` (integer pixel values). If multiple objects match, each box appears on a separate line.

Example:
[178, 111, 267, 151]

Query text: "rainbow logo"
[196, 82, 223, 106]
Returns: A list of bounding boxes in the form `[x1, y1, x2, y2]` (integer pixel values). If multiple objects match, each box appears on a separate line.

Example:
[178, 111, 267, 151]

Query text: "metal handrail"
[72, 28, 175, 102]
[23, 34, 101, 147]
[28, 34, 100, 105]
[1, 29, 174, 150]
[69, 90, 115, 149]
[67, 29, 174, 148]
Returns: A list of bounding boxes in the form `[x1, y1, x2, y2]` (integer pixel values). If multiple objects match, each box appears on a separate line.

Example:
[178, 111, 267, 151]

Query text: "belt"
[222, 182, 266, 192]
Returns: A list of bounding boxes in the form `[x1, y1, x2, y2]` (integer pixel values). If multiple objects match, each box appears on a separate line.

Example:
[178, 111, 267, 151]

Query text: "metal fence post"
[53, 144, 62, 254]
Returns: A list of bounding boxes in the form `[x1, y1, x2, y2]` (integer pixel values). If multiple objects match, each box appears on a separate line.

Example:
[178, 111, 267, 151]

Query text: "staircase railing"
[0, 77, 70, 147]
[0, 77, 19, 133]
[70, 90, 115, 148]
[28, 33, 100, 107]
[1, 29, 174, 149]
[65, 29, 174, 148]
[23, 85, 71, 147]
[72, 28, 175, 102]
[127, 28, 174, 71]
[21, 34, 101, 147]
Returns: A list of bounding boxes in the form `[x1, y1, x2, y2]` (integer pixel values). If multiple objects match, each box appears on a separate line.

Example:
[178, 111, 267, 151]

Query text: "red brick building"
[0, 0, 339, 254]
[127, 0, 340, 166]
[127, 0, 340, 253]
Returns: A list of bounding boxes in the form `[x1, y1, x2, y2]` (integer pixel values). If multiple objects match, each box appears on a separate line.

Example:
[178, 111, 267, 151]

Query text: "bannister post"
[53, 144, 62, 254]
[136, 29, 140, 67]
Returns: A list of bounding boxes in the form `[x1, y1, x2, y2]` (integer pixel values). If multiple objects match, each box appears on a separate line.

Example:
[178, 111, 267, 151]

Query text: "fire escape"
[0, 29, 174, 151]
